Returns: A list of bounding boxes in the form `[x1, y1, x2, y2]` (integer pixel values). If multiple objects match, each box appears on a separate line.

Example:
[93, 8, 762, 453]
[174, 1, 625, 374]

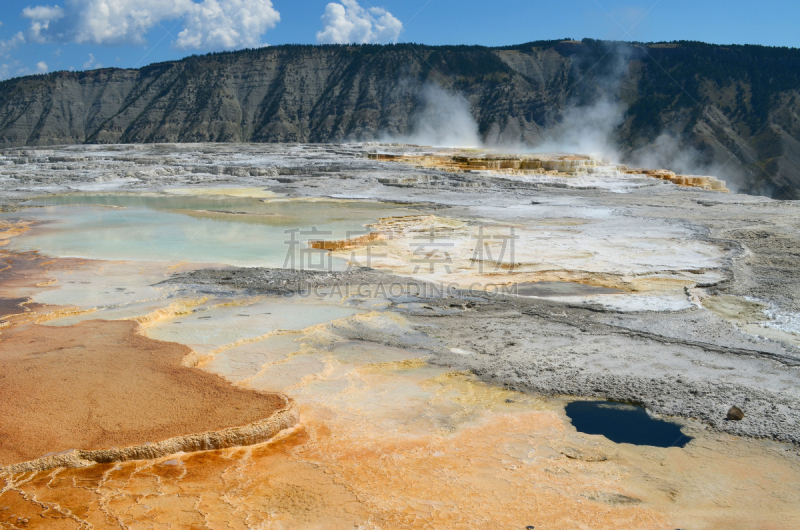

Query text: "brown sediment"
[0, 319, 295, 469]
[370, 152, 729, 191]
[0, 250, 78, 326]
[305, 214, 441, 255]
[0, 297, 39, 318]
[368, 152, 601, 174]
[624, 168, 729, 191]
[309, 230, 385, 251]
[0, 220, 30, 247]
[0, 411, 672, 529]
[0, 426, 369, 529]
[1, 361, 799, 529]
[4, 403, 298, 474]
[0, 248, 81, 303]
[0, 243, 296, 470]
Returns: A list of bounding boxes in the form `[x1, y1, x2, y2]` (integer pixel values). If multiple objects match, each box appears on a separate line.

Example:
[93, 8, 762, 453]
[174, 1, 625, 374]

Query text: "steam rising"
[401, 84, 481, 148]
[385, 53, 743, 192]
[532, 98, 625, 160]
[628, 134, 737, 186]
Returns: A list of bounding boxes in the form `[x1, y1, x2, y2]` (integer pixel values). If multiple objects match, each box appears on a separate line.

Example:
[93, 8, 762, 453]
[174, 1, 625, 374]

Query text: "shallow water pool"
[565, 400, 692, 448]
[4, 194, 420, 268]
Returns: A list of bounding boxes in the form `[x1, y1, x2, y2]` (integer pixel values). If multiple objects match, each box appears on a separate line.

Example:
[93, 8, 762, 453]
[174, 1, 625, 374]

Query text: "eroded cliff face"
[1, 41, 799, 197]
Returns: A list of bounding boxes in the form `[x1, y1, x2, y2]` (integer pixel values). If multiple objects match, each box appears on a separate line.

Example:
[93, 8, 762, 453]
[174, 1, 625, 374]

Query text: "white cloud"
[82, 52, 101, 69]
[20, 0, 280, 50]
[22, 4, 65, 43]
[0, 32, 26, 57]
[176, 0, 280, 50]
[0, 60, 49, 79]
[21, 5, 64, 20]
[0, 62, 16, 80]
[22, 1, 186, 45]
[316, 0, 402, 44]
[0, 60, 44, 81]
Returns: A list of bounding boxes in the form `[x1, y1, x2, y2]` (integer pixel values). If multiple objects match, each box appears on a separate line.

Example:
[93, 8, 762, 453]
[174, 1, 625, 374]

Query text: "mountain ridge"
[1, 39, 799, 198]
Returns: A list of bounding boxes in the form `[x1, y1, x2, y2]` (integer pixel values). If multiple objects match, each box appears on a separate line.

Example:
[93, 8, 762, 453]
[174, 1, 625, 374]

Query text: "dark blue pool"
[565, 400, 692, 448]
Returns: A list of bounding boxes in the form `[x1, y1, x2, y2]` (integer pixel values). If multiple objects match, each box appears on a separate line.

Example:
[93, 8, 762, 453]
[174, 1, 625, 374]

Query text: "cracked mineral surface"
[1, 143, 799, 529]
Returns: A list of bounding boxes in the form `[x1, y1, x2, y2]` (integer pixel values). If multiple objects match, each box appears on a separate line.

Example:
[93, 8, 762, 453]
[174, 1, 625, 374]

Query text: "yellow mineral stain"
[34, 306, 98, 324]
[703, 294, 770, 324]
[702, 295, 800, 347]
[129, 297, 209, 327]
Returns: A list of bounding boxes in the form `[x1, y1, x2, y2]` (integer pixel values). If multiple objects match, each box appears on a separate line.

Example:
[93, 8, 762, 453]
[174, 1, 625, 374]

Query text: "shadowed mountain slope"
[1, 40, 799, 198]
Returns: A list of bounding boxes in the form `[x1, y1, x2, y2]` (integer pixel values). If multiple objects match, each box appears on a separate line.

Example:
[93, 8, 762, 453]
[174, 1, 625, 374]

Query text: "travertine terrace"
[367, 151, 730, 191]
[0, 143, 799, 529]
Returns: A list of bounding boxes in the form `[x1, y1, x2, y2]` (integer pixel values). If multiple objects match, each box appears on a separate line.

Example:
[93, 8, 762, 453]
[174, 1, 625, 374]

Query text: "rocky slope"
[0, 40, 799, 198]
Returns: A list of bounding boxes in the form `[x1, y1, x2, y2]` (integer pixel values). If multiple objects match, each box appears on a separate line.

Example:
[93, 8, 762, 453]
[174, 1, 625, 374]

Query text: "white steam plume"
[628, 134, 745, 193]
[376, 48, 743, 195]
[532, 97, 625, 160]
[534, 96, 741, 190]
[398, 83, 482, 148]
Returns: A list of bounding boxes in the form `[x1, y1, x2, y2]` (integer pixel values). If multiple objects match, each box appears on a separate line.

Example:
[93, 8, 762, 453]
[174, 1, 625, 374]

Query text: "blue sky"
[0, 0, 797, 80]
